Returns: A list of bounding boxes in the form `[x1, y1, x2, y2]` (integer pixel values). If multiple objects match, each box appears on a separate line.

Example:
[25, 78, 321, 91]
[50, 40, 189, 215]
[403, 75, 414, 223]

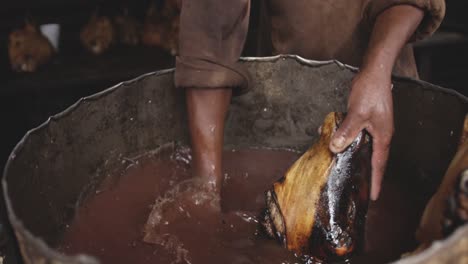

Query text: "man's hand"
[329, 4, 424, 200]
[330, 68, 393, 201]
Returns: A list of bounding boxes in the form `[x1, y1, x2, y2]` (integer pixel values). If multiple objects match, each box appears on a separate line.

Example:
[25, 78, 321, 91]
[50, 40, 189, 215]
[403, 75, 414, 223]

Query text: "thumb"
[329, 112, 365, 153]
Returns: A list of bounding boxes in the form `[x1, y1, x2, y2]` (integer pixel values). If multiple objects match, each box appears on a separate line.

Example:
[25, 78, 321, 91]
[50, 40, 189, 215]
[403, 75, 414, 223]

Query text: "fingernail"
[332, 136, 346, 149]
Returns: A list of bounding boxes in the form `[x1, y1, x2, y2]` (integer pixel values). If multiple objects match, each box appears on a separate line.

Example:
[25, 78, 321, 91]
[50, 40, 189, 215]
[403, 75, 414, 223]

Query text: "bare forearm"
[362, 5, 424, 76]
[331, 5, 424, 200]
[186, 88, 232, 192]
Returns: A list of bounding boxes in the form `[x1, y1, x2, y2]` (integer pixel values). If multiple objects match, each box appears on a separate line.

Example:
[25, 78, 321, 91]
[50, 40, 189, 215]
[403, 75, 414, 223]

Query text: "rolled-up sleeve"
[175, 0, 251, 92]
[366, 0, 446, 41]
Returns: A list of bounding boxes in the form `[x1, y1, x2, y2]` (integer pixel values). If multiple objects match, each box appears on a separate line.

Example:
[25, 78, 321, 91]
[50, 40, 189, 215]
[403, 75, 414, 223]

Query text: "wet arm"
[330, 5, 424, 200]
[176, 0, 250, 192]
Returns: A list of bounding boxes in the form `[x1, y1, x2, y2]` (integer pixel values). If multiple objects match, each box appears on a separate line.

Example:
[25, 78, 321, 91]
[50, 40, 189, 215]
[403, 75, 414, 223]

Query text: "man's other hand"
[329, 68, 394, 201]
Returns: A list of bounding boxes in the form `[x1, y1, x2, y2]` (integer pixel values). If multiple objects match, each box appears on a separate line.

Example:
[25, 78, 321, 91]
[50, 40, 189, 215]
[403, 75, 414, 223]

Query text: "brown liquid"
[57, 145, 425, 264]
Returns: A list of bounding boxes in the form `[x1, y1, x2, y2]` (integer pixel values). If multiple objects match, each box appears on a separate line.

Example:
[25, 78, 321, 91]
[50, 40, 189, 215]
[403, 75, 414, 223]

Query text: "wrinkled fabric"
[175, 0, 251, 90]
[366, 0, 446, 41]
[175, 0, 446, 90]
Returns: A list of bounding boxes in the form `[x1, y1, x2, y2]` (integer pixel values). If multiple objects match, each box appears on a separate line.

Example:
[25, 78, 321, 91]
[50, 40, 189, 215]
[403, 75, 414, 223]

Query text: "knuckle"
[353, 107, 369, 120]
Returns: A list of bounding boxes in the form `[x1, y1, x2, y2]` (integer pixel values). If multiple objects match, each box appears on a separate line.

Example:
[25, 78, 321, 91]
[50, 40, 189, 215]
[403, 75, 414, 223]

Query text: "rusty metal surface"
[1, 55, 467, 263]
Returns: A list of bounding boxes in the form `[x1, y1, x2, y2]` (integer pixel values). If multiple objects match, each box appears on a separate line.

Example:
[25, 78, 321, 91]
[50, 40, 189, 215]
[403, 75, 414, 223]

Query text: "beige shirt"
[175, 0, 445, 91]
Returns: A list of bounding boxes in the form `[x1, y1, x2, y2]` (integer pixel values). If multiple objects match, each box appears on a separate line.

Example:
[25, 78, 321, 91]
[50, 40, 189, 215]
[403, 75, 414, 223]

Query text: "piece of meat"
[442, 169, 468, 237]
[415, 114, 468, 248]
[262, 112, 372, 262]
[9, 22, 55, 72]
[142, 1, 180, 55]
[80, 13, 115, 55]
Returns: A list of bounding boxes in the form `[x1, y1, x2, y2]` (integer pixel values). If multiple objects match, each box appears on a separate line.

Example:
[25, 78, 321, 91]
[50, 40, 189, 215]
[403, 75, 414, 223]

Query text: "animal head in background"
[114, 9, 142, 46]
[8, 21, 55, 73]
[142, 1, 180, 55]
[80, 12, 115, 55]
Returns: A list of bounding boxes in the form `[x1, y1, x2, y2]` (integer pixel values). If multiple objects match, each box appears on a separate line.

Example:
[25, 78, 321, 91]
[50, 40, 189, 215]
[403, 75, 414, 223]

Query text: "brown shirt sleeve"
[365, 0, 446, 41]
[174, 0, 251, 91]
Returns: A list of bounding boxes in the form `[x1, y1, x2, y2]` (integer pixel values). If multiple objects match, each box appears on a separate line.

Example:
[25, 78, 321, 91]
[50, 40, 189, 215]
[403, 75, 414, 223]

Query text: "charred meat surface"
[262, 112, 372, 262]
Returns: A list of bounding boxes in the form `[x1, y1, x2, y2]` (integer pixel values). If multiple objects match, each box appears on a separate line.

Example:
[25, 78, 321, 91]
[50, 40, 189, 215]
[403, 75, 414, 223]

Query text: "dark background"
[0, 0, 467, 263]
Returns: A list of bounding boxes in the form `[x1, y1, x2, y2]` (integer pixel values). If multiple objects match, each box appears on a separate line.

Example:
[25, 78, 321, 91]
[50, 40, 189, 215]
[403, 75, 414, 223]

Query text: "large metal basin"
[2, 56, 467, 263]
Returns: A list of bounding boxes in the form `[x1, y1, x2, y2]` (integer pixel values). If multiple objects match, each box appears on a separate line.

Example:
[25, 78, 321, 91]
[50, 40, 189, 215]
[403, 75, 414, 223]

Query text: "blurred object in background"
[80, 11, 115, 55]
[40, 23, 60, 51]
[142, 0, 180, 55]
[114, 9, 142, 46]
[8, 20, 55, 72]
[414, 0, 468, 96]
